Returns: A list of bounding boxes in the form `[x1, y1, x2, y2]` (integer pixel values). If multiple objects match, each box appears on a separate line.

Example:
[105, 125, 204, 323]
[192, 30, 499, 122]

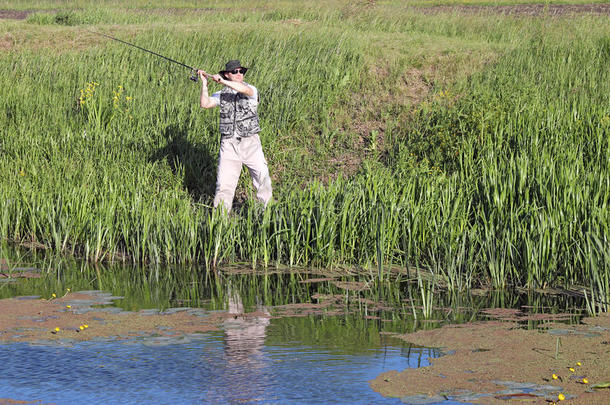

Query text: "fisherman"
[198, 60, 272, 212]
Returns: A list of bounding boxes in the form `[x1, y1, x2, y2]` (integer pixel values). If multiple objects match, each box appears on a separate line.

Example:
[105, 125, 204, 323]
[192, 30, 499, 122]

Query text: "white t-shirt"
[210, 83, 258, 108]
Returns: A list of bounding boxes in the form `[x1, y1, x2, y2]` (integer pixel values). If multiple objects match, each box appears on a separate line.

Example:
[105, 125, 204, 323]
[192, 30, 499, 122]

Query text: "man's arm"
[205, 73, 253, 97]
[219, 77, 254, 97]
[198, 70, 218, 109]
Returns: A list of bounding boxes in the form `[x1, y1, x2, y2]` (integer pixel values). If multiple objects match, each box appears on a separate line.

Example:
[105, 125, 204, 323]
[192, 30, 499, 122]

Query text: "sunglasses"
[229, 68, 246, 74]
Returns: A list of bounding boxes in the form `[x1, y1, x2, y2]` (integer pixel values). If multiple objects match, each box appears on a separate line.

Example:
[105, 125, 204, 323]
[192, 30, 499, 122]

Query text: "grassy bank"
[0, 1, 608, 307]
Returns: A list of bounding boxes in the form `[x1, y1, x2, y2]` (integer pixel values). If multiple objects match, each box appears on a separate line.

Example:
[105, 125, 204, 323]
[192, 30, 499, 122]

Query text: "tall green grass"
[0, 3, 608, 310]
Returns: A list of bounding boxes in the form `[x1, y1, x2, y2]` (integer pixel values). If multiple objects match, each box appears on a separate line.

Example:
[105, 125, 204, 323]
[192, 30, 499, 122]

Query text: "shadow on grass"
[150, 124, 217, 202]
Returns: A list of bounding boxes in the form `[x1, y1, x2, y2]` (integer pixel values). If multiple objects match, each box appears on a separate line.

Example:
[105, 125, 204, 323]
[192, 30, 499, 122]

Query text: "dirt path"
[416, 3, 610, 16]
[370, 309, 610, 404]
[0, 10, 30, 20]
[1, 4, 609, 21]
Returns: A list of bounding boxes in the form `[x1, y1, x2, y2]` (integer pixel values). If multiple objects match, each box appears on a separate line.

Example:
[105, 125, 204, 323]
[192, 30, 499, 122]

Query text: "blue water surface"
[0, 330, 464, 405]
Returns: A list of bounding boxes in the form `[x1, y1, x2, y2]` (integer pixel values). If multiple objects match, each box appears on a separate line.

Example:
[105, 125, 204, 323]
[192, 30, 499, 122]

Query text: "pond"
[0, 243, 586, 404]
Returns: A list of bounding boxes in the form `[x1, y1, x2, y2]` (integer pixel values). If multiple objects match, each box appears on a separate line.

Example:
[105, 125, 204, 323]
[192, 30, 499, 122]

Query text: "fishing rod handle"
[191, 69, 215, 82]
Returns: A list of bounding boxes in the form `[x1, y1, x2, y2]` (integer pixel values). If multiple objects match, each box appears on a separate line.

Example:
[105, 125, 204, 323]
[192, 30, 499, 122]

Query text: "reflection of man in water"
[220, 288, 271, 402]
[223, 290, 270, 361]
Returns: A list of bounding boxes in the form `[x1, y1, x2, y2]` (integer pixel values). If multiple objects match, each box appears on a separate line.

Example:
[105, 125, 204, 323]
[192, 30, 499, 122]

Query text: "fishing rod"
[86, 29, 211, 82]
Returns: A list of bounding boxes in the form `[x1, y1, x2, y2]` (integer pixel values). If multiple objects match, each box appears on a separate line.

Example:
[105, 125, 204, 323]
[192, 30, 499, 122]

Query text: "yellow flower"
[582, 378, 589, 384]
[552, 374, 559, 380]
[558, 393, 565, 401]
[54, 327, 60, 332]
[569, 367, 575, 372]
[66, 288, 71, 292]
[51, 293, 56, 298]
[66, 305, 71, 309]
[576, 362, 581, 366]
[79, 325, 85, 330]
[84, 324, 89, 328]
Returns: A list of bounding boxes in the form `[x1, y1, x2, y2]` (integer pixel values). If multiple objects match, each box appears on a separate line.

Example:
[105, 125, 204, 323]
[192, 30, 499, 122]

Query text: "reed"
[0, 1, 608, 302]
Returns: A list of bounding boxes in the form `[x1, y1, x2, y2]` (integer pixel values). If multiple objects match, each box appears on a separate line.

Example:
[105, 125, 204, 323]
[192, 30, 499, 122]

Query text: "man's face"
[225, 68, 245, 82]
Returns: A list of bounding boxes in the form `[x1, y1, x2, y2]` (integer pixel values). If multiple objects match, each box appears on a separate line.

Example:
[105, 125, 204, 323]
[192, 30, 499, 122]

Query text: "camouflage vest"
[219, 84, 260, 139]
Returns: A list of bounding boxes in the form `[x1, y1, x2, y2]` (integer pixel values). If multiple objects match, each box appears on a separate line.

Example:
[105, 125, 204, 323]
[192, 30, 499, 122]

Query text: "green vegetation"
[0, 1, 608, 310]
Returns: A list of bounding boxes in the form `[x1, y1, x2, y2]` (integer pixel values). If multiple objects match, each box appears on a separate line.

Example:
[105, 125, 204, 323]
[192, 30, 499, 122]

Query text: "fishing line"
[85, 28, 210, 82]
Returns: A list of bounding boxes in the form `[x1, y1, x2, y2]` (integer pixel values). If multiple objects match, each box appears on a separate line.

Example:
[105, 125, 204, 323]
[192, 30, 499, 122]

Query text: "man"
[198, 60, 272, 212]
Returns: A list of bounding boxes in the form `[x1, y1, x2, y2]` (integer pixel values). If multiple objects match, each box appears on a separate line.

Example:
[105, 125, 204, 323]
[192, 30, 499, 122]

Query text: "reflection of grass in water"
[0, 241, 586, 340]
[266, 315, 417, 353]
[216, 270, 585, 327]
[0, 243, 207, 310]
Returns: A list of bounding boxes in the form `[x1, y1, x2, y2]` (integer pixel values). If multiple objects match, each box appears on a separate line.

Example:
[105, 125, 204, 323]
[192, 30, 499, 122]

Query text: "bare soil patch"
[0, 9, 63, 20]
[0, 10, 31, 20]
[132, 7, 217, 16]
[417, 3, 610, 16]
[0, 270, 42, 279]
[0, 7, 226, 21]
[0, 36, 12, 50]
[370, 310, 610, 404]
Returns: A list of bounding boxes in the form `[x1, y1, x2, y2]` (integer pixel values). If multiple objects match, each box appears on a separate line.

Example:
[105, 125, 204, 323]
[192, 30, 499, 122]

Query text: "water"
[0, 243, 586, 404]
[1, 328, 446, 404]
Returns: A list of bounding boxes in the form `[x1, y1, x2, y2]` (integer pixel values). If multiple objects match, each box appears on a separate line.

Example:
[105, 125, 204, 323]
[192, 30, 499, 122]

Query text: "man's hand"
[199, 71, 224, 85]
[198, 70, 209, 86]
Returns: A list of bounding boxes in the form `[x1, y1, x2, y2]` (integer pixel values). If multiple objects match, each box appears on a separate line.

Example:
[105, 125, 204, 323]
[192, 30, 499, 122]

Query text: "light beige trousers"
[213, 134, 272, 211]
